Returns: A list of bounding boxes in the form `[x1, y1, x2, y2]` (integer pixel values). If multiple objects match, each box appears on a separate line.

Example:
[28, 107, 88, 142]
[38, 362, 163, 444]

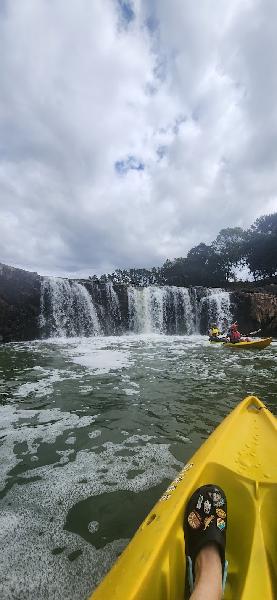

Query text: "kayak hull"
[89, 396, 277, 600]
[223, 337, 272, 349]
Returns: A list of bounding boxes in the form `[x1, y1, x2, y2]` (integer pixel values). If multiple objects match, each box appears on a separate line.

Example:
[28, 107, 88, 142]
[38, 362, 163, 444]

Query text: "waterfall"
[199, 288, 232, 334]
[40, 278, 233, 337]
[170, 287, 195, 335]
[127, 286, 195, 334]
[127, 286, 232, 334]
[128, 287, 167, 333]
[105, 282, 121, 332]
[40, 278, 101, 337]
[207, 289, 232, 332]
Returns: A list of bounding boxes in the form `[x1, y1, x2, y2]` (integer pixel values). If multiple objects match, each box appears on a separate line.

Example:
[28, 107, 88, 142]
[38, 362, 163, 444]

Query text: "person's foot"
[184, 484, 227, 594]
[195, 543, 222, 577]
[191, 543, 223, 600]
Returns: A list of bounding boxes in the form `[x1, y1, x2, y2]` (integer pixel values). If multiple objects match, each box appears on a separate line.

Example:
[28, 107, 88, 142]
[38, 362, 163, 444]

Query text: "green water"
[0, 335, 276, 599]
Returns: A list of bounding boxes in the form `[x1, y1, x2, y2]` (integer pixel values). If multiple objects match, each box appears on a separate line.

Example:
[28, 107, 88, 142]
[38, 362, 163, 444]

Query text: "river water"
[0, 334, 276, 599]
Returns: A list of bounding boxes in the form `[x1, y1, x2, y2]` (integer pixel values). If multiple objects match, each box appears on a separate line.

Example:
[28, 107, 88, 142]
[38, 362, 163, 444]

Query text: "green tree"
[245, 213, 277, 279]
[250, 213, 277, 235]
[161, 257, 189, 286]
[186, 243, 225, 285]
[211, 227, 247, 281]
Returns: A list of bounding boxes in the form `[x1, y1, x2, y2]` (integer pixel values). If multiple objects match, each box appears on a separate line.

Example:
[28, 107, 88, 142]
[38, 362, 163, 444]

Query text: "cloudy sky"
[0, 0, 277, 277]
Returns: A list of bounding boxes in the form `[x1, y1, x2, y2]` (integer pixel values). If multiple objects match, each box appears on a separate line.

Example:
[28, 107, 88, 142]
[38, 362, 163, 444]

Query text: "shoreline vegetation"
[1, 212, 276, 290]
[86, 212, 277, 288]
[0, 212, 276, 343]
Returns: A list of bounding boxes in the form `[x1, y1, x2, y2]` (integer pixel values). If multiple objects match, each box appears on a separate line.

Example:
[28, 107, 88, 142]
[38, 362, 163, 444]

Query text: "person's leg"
[189, 543, 222, 600]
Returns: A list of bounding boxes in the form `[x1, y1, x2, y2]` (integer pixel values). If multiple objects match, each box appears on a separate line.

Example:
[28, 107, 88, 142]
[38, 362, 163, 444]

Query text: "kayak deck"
[223, 337, 272, 349]
[89, 396, 277, 600]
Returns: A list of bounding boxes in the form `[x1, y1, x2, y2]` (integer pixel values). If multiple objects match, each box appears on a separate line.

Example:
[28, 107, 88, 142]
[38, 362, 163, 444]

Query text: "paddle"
[220, 328, 262, 343]
[236, 328, 262, 342]
[247, 328, 261, 337]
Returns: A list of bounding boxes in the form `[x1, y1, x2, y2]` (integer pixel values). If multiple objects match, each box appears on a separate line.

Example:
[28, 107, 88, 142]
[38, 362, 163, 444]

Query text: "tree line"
[90, 212, 277, 287]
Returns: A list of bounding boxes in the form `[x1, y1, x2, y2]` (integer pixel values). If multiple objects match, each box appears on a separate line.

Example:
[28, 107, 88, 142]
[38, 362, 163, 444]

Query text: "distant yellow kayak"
[223, 337, 272, 349]
[89, 396, 277, 600]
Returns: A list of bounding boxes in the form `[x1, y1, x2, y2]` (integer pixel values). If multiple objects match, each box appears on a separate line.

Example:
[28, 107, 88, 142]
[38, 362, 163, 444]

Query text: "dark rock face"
[232, 289, 277, 337]
[0, 263, 41, 342]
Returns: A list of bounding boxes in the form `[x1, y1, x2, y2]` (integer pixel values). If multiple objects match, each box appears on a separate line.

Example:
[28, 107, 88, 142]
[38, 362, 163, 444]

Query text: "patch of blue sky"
[117, 0, 135, 24]
[156, 146, 168, 160]
[173, 115, 187, 134]
[154, 54, 167, 82]
[145, 55, 167, 97]
[0, 0, 8, 15]
[145, 15, 159, 33]
[145, 81, 159, 96]
[115, 156, 145, 175]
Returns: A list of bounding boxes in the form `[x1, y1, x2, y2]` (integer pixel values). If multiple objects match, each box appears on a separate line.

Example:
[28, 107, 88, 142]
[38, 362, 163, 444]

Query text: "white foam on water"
[56, 449, 75, 464]
[88, 430, 102, 439]
[51, 337, 134, 374]
[65, 436, 76, 445]
[79, 385, 94, 394]
[2, 437, 180, 511]
[88, 521, 99, 534]
[1, 339, 182, 598]
[15, 368, 81, 399]
[123, 388, 139, 396]
[126, 434, 155, 444]
[0, 405, 97, 489]
[0, 429, 181, 599]
[72, 349, 130, 373]
[0, 502, 127, 600]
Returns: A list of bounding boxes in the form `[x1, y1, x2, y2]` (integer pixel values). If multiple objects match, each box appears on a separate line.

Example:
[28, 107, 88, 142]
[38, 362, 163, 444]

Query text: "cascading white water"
[40, 279, 233, 337]
[105, 282, 121, 322]
[127, 286, 232, 334]
[127, 286, 196, 334]
[190, 288, 200, 333]
[128, 287, 167, 333]
[199, 288, 232, 333]
[40, 278, 101, 337]
[170, 287, 195, 334]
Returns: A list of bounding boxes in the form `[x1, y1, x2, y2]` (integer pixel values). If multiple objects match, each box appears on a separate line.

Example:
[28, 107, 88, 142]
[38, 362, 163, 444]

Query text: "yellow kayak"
[223, 337, 272, 349]
[89, 396, 277, 600]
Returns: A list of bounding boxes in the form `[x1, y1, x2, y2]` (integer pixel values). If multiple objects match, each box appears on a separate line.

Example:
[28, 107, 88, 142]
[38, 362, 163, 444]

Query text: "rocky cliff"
[0, 263, 41, 342]
[232, 288, 277, 337]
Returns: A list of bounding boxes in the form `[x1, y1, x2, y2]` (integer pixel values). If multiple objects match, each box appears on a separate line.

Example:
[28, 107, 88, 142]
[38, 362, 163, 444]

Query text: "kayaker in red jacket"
[229, 322, 250, 343]
[229, 322, 241, 343]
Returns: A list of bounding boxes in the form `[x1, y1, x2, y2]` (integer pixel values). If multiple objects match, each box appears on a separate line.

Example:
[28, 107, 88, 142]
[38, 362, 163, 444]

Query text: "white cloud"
[0, 0, 276, 276]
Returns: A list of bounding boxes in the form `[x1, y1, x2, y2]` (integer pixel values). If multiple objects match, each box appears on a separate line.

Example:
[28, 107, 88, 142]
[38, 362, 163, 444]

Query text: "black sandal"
[184, 484, 228, 594]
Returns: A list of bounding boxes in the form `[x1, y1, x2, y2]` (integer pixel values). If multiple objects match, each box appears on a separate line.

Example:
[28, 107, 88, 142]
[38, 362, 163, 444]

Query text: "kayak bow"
[89, 396, 277, 600]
